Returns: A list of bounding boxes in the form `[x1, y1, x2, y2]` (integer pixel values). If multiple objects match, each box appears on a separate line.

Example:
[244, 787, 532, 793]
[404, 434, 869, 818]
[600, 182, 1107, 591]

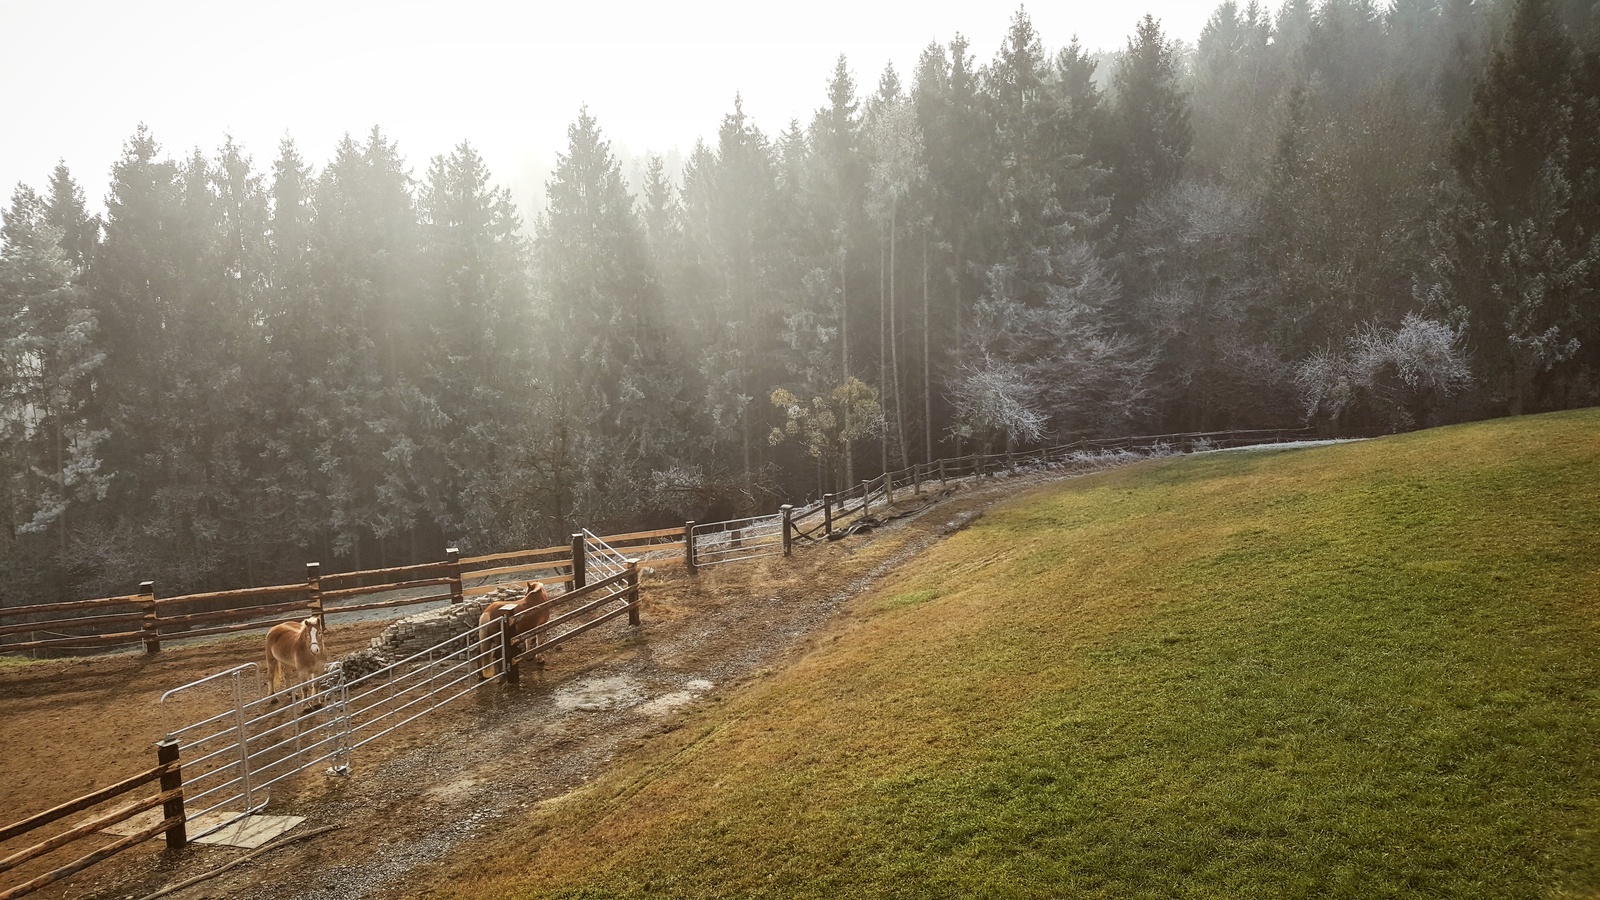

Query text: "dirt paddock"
[0, 473, 1061, 900]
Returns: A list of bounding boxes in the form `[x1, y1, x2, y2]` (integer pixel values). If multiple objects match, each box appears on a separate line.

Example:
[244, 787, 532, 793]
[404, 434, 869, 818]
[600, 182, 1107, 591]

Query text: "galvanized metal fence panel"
[341, 623, 500, 753]
[690, 515, 783, 567]
[163, 617, 503, 835]
[582, 529, 633, 581]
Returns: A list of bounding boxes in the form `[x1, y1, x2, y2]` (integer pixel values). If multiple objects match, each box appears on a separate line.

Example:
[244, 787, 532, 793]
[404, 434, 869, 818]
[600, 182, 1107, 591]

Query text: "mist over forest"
[2, 0, 1597, 605]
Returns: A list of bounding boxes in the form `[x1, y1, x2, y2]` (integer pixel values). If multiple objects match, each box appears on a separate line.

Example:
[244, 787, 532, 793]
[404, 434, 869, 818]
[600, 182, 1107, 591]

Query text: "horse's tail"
[265, 639, 280, 697]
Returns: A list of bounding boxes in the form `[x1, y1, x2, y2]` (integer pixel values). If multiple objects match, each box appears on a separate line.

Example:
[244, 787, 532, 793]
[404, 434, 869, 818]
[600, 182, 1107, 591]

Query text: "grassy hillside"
[432, 410, 1600, 899]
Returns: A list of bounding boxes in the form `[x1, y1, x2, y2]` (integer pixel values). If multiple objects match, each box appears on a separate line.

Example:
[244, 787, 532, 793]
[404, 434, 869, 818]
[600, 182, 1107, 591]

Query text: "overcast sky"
[0, 0, 1215, 214]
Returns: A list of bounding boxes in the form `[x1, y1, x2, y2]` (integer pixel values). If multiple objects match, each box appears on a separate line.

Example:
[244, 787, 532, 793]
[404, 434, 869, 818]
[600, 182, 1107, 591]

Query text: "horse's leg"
[478, 619, 496, 679]
[266, 651, 282, 705]
[300, 654, 324, 714]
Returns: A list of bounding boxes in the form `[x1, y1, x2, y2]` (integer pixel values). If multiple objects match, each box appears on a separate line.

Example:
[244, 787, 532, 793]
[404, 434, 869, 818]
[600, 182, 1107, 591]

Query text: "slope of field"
[421, 410, 1600, 899]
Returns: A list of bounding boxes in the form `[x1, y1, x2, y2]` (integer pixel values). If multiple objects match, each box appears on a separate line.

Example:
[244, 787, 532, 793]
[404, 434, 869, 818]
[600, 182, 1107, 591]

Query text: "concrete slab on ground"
[105, 809, 306, 849]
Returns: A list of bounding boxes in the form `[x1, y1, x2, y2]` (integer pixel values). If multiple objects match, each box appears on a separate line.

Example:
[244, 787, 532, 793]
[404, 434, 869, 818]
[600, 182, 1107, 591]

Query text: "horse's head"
[303, 617, 323, 655]
[523, 582, 548, 604]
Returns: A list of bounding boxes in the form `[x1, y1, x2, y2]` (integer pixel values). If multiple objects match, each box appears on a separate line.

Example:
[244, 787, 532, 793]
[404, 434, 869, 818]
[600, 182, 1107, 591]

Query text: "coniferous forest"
[3, 0, 1597, 605]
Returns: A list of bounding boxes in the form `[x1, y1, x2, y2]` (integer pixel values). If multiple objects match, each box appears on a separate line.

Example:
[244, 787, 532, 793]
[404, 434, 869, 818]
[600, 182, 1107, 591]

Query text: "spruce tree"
[537, 109, 692, 526]
[1436, 0, 1597, 412]
[0, 185, 106, 593]
[1108, 15, 1192, 229]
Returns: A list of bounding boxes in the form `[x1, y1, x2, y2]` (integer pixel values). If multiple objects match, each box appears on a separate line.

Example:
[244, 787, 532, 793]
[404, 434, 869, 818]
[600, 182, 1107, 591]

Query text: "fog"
[3, 0, 1596, 613]
[0, 0, 1211, 212]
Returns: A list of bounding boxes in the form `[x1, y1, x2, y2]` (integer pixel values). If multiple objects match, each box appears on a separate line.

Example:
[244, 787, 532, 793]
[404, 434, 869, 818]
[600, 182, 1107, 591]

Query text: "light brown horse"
[265, 617, 328, 704]
[479, 582, 551, 679]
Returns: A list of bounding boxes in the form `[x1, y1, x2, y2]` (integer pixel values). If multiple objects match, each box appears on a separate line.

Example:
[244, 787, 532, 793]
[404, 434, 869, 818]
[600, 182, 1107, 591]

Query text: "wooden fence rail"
[0, 740, 185, 900]
[501, 563, 641, 687]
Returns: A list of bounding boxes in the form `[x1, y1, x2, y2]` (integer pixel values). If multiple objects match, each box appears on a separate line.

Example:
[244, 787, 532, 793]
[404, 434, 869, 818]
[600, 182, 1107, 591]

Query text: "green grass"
[441, 410, 1600, 899]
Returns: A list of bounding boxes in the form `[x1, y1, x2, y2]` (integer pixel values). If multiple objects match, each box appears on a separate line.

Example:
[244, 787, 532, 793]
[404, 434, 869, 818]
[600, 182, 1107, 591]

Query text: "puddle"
[553, 674, 646, 712]
[639, 679, 714, 716]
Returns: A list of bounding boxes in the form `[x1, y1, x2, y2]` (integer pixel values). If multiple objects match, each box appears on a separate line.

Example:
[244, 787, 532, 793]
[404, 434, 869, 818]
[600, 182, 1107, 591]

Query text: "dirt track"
[0, 469, 1076, 900]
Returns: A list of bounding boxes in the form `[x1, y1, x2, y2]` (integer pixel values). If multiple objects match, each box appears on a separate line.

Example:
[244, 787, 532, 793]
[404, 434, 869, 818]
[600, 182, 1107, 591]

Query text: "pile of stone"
[334, 584, 531, 682]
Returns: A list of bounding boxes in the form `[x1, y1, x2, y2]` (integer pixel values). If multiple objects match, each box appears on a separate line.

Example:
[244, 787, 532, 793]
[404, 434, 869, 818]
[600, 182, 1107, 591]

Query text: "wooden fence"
[0, 522, 726, 662]
[0, 427, 1316, 659]
[0, 528, 684, 660]
[783, 426, 1321, 549]
[0, 741, 186, 900]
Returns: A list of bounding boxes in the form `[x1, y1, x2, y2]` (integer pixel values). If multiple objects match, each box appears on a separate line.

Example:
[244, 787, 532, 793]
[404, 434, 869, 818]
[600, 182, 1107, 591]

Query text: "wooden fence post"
[939, 459, 947, 488]
[684, 521, 697, 574]
[627, 561, 641, 626]
[445, 548, 463, 604]
[861, 480, 871, 514]
[822, 495, 834, 539]
[780, 505, 793, 557]
[156, 738, 186, 850]
[886, 472, 895, 506]
[913, 464, 921, 494]
[498, 608, 520, 688]
[305, 563, 324, 629]
[570, 533, 587, 591]
[139, 582, 159, 655]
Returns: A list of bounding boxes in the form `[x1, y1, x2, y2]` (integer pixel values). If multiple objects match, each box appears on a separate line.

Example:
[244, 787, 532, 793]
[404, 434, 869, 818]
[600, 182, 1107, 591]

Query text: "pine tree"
[864, 71, 924, 469]
[1108, 15, 1192, 228]
[1190, 3, 1276, 181]
[43, 164, 100, 275]
[805, 56, 871, 484]
[85, 125, 192, 587]
[1434, 0, 1597, 412]
[0, 185, 107, 592]
[311, 128, 423, 567]
[537, 108, 692, 526]
[914, 35, 989, 459]
[418, 141, 534, 550]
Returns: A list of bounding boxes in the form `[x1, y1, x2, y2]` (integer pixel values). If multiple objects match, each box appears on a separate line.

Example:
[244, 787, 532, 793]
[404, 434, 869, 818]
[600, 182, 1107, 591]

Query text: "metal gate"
[689, 514, 784, 567]
[162, 618, 503, 835]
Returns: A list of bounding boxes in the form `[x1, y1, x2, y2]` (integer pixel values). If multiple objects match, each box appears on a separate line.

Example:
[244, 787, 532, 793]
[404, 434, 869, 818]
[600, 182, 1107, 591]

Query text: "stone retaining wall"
[335, 584, 531, 681]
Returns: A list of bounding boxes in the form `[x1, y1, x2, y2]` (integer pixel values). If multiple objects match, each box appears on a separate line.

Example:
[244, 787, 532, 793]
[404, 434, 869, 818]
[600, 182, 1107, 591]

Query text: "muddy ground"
[0, 468, 1079, 900]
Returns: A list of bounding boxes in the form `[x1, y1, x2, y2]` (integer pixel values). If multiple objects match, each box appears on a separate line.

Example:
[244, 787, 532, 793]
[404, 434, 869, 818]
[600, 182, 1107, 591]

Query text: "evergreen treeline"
[3, 0, 1597, 605]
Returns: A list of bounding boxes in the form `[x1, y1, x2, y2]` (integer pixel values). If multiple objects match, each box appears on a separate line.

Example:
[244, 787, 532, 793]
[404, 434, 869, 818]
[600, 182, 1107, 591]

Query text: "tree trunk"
[739, 268, 752, 479]
[53, 417, 66, 558]
[841, 244, 854, 489]
[889, 200, 907, 470]
[879, 219, 888, 476]
[922, 230, 931, 465]
[952, 234, 965, 459]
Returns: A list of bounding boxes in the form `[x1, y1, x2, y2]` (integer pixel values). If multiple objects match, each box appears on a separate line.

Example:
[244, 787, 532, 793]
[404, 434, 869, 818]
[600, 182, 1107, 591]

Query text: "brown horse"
[265, 617, 328, 704]
[479, 582, 551, 679]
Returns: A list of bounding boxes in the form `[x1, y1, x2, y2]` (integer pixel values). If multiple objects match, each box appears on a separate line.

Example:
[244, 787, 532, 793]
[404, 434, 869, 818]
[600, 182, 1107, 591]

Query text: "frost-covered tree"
[961, 243, 1152, 439]
[1426, 0, 1599, 413]
[1295, 314, 1472, 431]
[0, 186, 108, 564]
[947, 356, 1046, 452]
